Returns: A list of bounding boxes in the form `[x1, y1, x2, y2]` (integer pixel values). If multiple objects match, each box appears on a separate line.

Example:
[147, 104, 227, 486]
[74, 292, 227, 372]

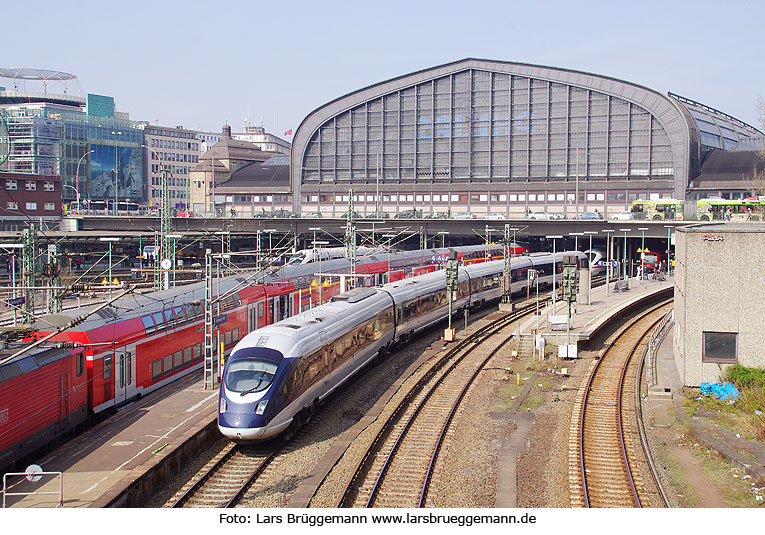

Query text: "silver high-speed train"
[218, 250, 585, 441]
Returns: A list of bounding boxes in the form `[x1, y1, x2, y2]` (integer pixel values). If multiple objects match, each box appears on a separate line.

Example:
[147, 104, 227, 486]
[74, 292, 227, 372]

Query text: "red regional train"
[0, 345, 88, 473]
[1, 243, 523, 473]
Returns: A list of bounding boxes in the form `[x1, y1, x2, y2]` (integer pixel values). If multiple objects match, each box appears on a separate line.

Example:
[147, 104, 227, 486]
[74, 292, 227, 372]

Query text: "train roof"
[34, 244, 506, 333]
[234, 286, 392, 357]
[0, 344, 83, 384]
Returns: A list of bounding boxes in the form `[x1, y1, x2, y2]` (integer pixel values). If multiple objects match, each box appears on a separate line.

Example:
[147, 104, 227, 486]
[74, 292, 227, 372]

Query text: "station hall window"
[702, 331, 737, 363]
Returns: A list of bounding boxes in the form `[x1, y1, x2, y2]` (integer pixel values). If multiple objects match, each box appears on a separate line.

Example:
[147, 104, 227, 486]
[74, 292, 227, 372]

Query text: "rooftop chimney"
[222, 124, 232, 138]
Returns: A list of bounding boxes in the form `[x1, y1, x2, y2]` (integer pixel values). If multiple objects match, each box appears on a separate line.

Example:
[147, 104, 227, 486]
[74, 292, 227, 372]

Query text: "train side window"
[163, 354, 172, 377]
[166, 309, 177, 329]
[193, 302, 204, 319]
[258, 302, 264, 318]
[192, 343, 202, 363]
[224, 330, 233, 347]
[151, 359, 162, 381]
[183, 346, 192, 366]
[104, 354, 113, 380]
[153, 311, 167, 332]
[183, 304, 195, 321]
[173, 350, 183, 372]
[127, 352, 132, 385]
[76, 353, 84, 376]
[232, 327, 239, 344]
[141, 315, 156, 335]
[174, 306, 187, 325]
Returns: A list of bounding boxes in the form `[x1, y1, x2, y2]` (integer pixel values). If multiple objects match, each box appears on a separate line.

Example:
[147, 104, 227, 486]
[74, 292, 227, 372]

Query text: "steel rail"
[224, 448, 278, 508]
[171, 444, 238, 508]
[635, 325, 672, 508]
[418, 332, 515, 507]
[578, 300, 670, 507]
[362, 304, 531, 507]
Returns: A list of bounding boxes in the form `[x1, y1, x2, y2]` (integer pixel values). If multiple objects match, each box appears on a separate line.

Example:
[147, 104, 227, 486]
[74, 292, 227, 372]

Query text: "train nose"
[218, 423, 266, 441]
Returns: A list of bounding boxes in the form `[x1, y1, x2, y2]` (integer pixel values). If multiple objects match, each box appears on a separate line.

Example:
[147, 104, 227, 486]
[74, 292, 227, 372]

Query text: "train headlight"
[255, 399, 268, 415]
[220, 398, 227, 413]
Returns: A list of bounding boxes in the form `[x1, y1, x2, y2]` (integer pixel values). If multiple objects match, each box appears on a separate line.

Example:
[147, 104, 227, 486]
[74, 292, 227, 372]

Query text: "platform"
[2, 371, 218, 508]
[520, 275, 674, 349]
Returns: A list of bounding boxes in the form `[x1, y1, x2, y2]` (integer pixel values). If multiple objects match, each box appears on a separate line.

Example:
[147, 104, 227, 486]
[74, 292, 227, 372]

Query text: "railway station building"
[673, 223, 765, 385]
[290, 58, 762, 218]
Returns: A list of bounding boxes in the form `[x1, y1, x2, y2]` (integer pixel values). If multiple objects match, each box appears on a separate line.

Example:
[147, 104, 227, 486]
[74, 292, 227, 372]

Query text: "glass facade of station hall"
[302, 71, 674, 183]
[292, 60, 761, 217]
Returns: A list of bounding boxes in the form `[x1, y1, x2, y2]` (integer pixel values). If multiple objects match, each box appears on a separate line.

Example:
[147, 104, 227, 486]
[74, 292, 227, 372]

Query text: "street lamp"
[111, 131, 122, 216]
[637, 227, 649, 281]
[619, 228, 631, 282]
[142, 144, 165, 212]
[602, 229, 614, 295]
[72, 149, 94, 211]
[214, 230, 230, 276]
[508, 227, 520, 256]
[569, 232, 584, 252]
[437, 230, 449, 249]
[308, 227, 322, 262]
[664, 225, 673, 275]
[546, 235, 563, 315]
[584, 230, 597, 304]
[264, 229, 277, 263]
[312, 240, 330, 305]
[166, 234, 183, 287]
[383, 233, 396, 283]
[99, 237, 120, 297]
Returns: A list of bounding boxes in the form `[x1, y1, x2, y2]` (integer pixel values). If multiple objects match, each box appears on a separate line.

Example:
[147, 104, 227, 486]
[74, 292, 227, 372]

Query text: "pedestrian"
[726, 207, 733, 221]
[747, 207, 752, 221]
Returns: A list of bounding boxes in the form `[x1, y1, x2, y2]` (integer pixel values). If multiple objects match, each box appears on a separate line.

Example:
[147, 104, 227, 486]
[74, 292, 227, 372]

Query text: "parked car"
[528, 211, 556, 220]
[342, 210, 361, 219]
[576, 212, 604, 220]
[395, 209, 420, 219]
[611, 211, 634, 221]
[485, 213, 506, 220]
[429, 212, 448, 219]
[302, 211, 323, 218]
[451, 212, 475, 219]
[272, 209, 298, 218]
[366, 211, 390, 219]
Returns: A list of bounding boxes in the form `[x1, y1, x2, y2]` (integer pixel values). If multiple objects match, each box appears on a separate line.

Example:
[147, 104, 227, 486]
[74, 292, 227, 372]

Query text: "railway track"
[169, 443, 279, 508]
[568, 300, 672, 508]
[333, 303, 536, 508]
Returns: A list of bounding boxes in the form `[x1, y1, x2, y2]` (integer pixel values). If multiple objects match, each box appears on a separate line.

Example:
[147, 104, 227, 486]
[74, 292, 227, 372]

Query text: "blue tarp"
[702, 382, 740, 400]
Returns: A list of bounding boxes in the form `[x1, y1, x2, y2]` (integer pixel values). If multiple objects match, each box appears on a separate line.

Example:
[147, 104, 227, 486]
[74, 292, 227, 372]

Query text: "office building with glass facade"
[1, 98, 145, 207]
[291, 59, 761, 217]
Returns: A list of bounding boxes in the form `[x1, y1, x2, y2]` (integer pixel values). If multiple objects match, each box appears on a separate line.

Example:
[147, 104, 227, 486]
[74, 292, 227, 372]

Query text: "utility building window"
[702, 331, 737, 363]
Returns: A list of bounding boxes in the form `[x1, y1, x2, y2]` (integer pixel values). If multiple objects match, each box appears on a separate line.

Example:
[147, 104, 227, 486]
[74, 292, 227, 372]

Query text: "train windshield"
[286, 252, 306, 265]
[225, 359, 279, 395]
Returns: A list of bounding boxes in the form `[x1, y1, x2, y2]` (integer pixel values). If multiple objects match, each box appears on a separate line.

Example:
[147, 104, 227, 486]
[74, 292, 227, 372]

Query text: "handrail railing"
[647, 308, 673, 387]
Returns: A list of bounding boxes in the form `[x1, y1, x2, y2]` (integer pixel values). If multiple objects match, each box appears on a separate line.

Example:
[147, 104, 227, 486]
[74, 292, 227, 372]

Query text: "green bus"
[631, 199, 685, 220]
[696, 198, 764, 221]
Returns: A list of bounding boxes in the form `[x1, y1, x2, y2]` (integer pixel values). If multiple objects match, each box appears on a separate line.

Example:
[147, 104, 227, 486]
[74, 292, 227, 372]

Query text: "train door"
[114, 345, 136, 406]
[247, 303, 258, 333]
[271, 295, 288, 323]
[62, 371, 70, 425]
[288, 293, 295, 318]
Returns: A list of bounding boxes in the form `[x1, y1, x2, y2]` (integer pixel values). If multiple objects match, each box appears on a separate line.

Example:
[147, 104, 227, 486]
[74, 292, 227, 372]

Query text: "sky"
[4, 0, 764, 138]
